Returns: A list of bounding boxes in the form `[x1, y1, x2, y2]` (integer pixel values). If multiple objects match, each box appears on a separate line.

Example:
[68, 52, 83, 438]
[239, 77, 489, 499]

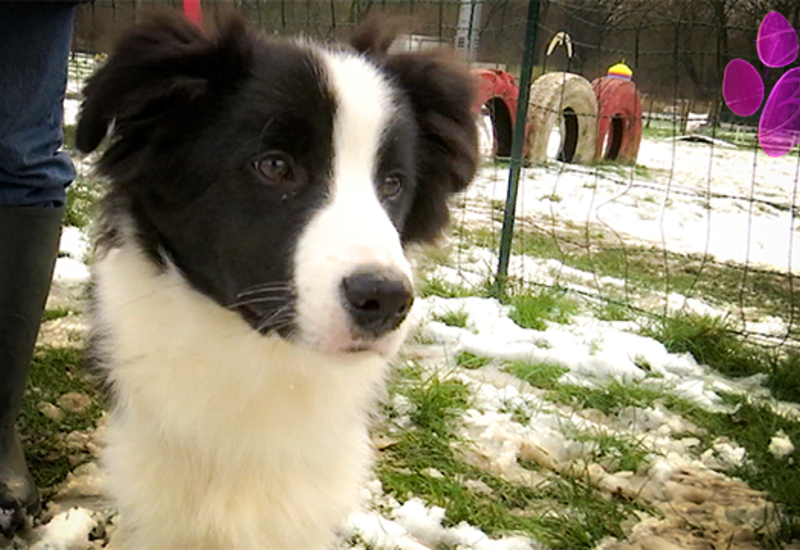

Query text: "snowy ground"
[464, 138, 800, 274]
[27, 284, 800, 549]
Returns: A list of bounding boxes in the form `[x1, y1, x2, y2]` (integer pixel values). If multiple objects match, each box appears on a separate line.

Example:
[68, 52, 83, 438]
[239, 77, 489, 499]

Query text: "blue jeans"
[0, 3, 76, 208]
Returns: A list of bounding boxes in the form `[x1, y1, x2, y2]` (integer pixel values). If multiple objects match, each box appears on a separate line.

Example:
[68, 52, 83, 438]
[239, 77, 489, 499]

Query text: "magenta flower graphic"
[723, 11, 800, 157]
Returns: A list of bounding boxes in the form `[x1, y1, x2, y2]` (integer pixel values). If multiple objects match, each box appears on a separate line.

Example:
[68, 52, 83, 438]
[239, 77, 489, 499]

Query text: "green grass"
[641, 123, 676, 140]
[390, 319, 800, 547]
[455, 224, 800, 336]
[595, 160, 655, 180]
[42, 306, 79, 322]
[455, 351, 491, 370]
[418, 276, 473, 299]
[530, 476, 650, 548]
[452, 225, 498, 251]
[549, 380, 684, 416]
[641, 313, 767, 378]
[434, 309, 469, 329]
[19, 346, 104, 490]
[766, 352, 800, 403]
[401, 370, 472, 437]
[503, 403, 534, 426]
[594, 299, 636, 322]
[62, 124, 76, 151]
[572, 430, 651, 474]
[641, 313, 800, 403]
[540, 193, 562, 203]
[376, 366, 647, 549]
[508, 289, 579, 330]
[490, 199, 506, 213]
[418, 240, 454, 267]
[65, 174, 104, 229]
[505, 361, 568, 390]
[696, 125, 759, 150]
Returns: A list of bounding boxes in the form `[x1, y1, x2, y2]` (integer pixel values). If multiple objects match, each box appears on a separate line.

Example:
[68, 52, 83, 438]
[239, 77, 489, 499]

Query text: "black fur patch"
[78, 11, 477, 335]
[353, 19, 479, 244]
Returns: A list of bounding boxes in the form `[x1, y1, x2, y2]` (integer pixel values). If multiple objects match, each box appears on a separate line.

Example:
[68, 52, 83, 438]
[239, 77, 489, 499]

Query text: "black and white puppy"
[76, 11, 476, 550]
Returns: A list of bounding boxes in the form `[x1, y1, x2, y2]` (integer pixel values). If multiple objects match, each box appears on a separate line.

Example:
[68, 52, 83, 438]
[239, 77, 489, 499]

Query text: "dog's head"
[77, 12, 477, 356]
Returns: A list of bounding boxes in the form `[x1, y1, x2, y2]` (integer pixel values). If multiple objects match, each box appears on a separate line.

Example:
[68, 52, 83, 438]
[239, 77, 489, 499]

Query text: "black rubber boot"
[0, 205, 63, 538]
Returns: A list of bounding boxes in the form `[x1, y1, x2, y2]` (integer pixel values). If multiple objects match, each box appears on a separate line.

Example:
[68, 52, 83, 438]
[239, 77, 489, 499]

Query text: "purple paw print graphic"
[724, 11, 800, 157]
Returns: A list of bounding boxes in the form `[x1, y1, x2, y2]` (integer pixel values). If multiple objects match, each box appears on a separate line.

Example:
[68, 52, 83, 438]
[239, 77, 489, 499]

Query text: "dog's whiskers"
[257, 305, 294, 333]
[228, 295, 290, 309]
[229, 282, 294, 311]
[237, 282, 292, 297]
[257, 313, 292, 333]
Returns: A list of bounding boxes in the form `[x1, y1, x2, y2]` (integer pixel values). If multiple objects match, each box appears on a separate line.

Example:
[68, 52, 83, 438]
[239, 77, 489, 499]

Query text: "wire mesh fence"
[67, 0, 800, 347]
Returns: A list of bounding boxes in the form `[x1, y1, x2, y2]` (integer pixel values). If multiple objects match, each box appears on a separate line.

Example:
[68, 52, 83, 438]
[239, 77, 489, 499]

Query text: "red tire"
[472, 69, 519, 157]
[592, 77, 643, 164]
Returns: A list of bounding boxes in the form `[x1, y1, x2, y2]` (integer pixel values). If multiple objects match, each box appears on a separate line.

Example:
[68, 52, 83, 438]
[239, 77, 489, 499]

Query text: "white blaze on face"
[293, 49, 413, 355]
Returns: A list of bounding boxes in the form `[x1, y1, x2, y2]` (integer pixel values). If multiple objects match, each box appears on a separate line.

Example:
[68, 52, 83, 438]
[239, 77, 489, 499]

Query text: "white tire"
[526, 72, 598, 164]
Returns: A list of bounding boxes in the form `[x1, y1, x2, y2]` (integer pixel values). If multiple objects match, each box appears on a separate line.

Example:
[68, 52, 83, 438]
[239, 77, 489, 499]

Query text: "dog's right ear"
[350, 14, 404, 58]
[76, 11, 253, 154]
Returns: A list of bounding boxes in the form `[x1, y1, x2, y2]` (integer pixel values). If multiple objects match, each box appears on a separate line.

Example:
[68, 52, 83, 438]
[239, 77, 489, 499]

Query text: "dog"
[75, 10, 476, 550]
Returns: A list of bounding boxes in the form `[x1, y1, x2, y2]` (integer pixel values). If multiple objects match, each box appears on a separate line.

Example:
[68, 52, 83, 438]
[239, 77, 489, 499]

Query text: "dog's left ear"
[353, 23, 479, 244]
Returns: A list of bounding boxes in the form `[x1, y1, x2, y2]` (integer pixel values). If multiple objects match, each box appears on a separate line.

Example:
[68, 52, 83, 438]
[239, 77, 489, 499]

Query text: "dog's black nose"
[341, 268, 414, 337]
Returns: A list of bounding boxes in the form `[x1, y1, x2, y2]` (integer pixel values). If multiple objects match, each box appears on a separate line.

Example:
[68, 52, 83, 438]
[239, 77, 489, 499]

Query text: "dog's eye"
[254, 153, 294, 184]
[378, 174, 404, 200]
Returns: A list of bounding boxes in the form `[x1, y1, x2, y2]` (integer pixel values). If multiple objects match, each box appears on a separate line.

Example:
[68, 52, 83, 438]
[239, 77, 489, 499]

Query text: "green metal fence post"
[494, 0, 541, 297]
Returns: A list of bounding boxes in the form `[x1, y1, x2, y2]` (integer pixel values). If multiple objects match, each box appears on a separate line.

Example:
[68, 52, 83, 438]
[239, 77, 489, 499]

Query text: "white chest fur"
[93, 244, 389, 549]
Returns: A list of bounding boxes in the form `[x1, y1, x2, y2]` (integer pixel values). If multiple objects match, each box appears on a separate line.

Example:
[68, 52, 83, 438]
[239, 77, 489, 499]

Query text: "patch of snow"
[404, 295, 794, 530]
[30, 507, 96, 550]
[346, 511, 430, 550]
[768, 430, 795, 460]
[672, 379, 721, 409]
[53, 227, 91, 286]
[345, 491, 542, 550]
[476, 110, 495, 161]
[59, 227, 89, 262]
[700, 440, 746, 470]
[429, 246, 766, 338]
[53, 258, 90, 286]
[465, 138, 800, 273]
[63, 99, 80, 128]
[413, 296, 728, 410]
[0, 508, 14, 534]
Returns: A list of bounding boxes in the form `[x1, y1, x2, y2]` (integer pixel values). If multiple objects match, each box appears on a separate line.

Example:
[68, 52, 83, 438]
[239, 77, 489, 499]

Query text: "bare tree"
[743, 0, 800, 29]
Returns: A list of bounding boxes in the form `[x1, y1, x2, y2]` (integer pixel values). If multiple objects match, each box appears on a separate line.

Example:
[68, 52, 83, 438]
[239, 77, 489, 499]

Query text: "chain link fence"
[68, 0, 800, 347]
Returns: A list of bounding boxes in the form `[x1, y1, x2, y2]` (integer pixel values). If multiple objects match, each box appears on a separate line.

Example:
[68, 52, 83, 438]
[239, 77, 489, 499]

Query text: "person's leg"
[0, 207, 64, 536]
[0, 3, 76, 208]
[0, 3, 76, 537]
